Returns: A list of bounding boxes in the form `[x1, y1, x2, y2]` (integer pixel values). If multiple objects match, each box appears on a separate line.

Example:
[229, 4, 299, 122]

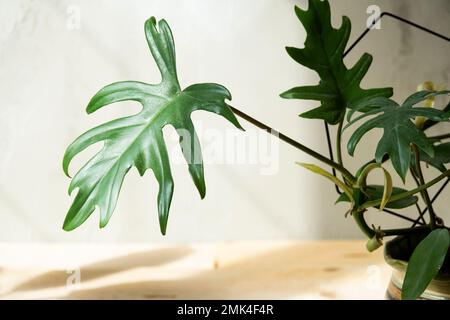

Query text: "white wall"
[0, 0, 449, 242]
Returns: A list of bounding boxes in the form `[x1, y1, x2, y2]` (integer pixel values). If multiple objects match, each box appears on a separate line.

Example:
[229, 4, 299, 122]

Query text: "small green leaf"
[402, 229, 450, 300]
[345, 90, 450, 180]
[336, 185, 418, 209]
[280, 0, 392, 125]
[355, 163, 392, 210]
[379, 168, 393, 211]
[297, 162, 353, 201]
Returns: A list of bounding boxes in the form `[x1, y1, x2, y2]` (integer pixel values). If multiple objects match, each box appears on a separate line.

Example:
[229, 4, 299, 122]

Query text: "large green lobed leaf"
[63, 17, 242, 234]
[280, 0, 392, 124]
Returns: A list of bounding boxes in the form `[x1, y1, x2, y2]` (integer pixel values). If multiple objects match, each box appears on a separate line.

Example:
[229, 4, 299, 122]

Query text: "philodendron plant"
[64, 0, 450, 300]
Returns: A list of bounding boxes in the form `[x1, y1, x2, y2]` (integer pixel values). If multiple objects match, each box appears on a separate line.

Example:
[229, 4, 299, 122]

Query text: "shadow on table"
[5, 246, 193, 294]
[5, 243, 382, 299]
[54, 244, 378, 299]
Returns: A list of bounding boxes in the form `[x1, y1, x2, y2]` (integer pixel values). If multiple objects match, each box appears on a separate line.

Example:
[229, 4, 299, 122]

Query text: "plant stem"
[381, 225, 431, 236]
[361, 169, 450, 209]
[336, 117, 344, 167]
[412, 144, 438, 228]
[230, 106, 356, 183]
[353, 212, 430, 238]
[336, 117, 349, 186]
[412, 177, 450, 227]
[355, 154, 390, 177]
[409, 168, 427, 225]
[352, 211, 375, 238]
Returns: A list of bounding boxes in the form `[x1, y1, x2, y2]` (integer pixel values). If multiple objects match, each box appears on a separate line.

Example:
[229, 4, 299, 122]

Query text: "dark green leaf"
[63, 17, 243, 235]
[419, 142, 450, 172]
[423, 101, 450, 130]
[280, 0, 392, 124]
[336, 185, 418, 209]
[402, 229, 450, 300]
[345, 91, 450, 180]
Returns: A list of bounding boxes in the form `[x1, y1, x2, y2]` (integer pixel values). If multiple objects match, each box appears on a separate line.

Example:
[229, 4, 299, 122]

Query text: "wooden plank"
[0, 241, 390, 299]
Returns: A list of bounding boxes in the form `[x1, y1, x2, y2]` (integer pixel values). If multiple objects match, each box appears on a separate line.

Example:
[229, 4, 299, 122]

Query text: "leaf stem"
[230, 106, 356, 184]
[336, 116, 348, 185]
[352, 211, 375, 238]
[409, 168, 428, 225]
[382, 225, 431, 237]
[353, 212, 430, 238]
[336, 117, 344, 167]
[361, 169, 450, 209]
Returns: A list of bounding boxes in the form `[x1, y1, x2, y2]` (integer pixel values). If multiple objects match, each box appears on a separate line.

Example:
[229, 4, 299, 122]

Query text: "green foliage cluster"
[63, 0, 450, 299]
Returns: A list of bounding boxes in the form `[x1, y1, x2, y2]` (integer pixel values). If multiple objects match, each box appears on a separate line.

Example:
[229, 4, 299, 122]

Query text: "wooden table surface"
[0, 241, 391, 299]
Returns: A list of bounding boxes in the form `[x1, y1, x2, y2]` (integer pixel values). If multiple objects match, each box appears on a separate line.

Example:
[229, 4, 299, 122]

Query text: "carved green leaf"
[280, 0, 392, 124]
[345, 91, 450, 180]
[63, 17, 243, 234]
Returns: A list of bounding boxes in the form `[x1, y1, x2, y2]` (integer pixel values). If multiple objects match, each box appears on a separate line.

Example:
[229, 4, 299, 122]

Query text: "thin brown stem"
[230, 106, 356, 184]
